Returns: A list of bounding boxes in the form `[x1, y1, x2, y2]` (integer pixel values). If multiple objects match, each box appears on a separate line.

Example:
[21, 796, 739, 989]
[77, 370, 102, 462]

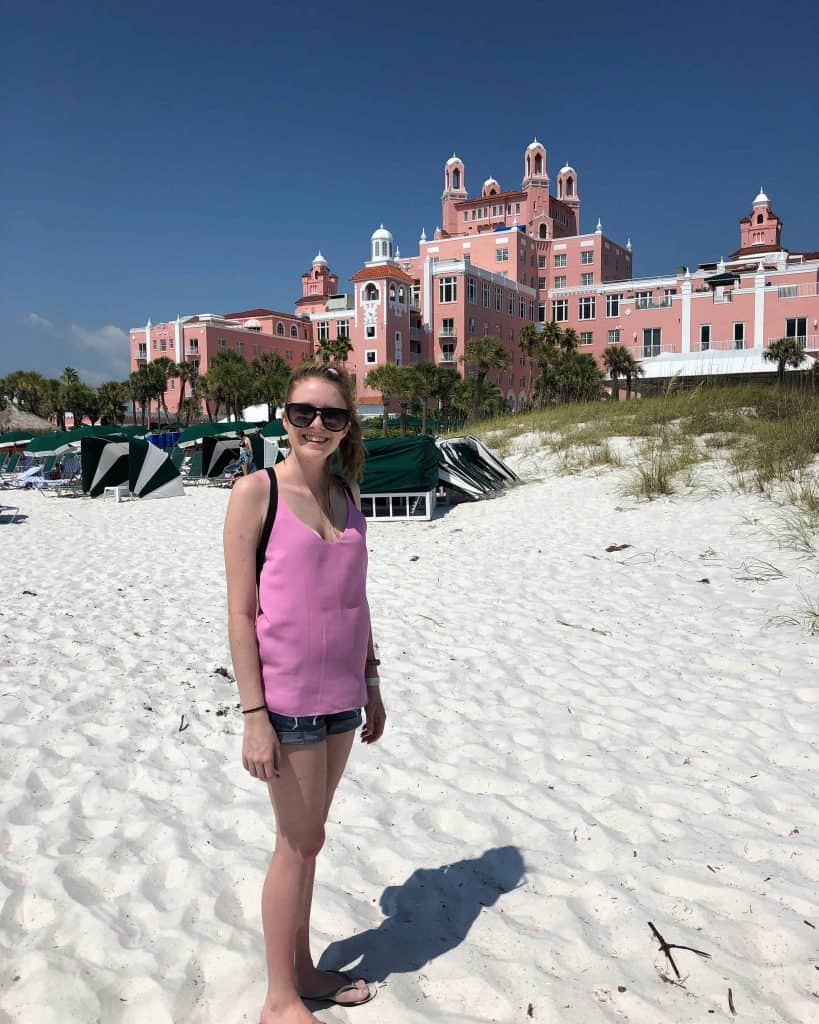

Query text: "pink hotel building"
[130, 139, 819, 414]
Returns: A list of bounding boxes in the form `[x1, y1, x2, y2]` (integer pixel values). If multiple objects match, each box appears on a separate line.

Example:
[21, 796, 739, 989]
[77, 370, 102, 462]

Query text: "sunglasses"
[285, 402, 351, 432]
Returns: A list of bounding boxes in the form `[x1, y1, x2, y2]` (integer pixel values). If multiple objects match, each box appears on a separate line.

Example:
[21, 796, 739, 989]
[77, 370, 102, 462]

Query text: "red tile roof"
[728, 245, 791, 260]
[223, 307, 302, 320]
[349, 264, 415, 284]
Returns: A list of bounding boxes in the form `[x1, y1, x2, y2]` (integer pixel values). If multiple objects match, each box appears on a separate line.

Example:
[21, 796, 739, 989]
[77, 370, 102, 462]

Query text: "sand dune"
[1, 452, 817, 1023]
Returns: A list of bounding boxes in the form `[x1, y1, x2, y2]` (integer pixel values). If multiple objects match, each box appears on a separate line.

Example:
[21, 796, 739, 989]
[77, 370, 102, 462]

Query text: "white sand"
[1, 454, 817, 1023]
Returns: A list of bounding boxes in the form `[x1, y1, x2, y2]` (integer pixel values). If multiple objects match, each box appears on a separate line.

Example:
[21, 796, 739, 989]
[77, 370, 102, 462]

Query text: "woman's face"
[283, 377, 350, 464]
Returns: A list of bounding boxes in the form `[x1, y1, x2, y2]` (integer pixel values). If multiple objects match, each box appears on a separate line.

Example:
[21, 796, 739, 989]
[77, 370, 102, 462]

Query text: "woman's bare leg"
[293, 729, 369, 1004]
[260, 741, 327, 1024]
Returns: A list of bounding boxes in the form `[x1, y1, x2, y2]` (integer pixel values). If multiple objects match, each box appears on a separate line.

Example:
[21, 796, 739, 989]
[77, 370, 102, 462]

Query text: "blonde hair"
[285, 363, 365, 481]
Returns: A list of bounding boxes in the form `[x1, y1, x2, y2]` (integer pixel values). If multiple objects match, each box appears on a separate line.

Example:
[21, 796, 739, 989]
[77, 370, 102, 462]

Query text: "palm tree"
[622, 351, 645, 400]
[208, 349, 255, 421]
[150, 356, 176, 424]
[413, 361, 438, 434]
[394, 366, 422, 437]
[174, 361, 194, 419]
[252, 352, 291, 420]
[764, 337, 806, 385]
[316, 334, 354, 364]
[97, 380, 128, 424]
[602, 344, 632, 400]
[431, 366, 460, 426]
[461, 335, 510, 421]
[364, 364, 402, 437]
[554, 351, 605, 404]
[128, 369, 150, 426]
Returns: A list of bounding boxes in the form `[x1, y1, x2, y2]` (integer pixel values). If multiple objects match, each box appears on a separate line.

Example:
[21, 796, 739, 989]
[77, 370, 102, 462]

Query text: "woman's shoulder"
[335, 474, 361, 509]
[231, 468, 272, 505]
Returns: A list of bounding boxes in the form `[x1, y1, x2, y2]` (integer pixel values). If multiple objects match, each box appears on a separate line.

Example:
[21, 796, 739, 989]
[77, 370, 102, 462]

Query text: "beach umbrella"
[0, 429, 33, 449]
[81, 437, 130, 497]
[202, 434, 240, 477]
[177, 420, 261, 448]
[261, 419, 287, 438]
[128, 439, 185, 499]
[26, 430, 74, 456]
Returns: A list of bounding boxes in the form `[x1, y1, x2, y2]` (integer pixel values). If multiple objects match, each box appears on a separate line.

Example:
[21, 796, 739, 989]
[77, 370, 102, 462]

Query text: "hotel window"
[786, 317, 807, 344]
[553, 275, 567, 289]
[152, 339, 157, 349]
[412, 282, 420, 306]
[394, 331, 403, 365]
[290, 325, 298, 337]
[439, 276, 457, 302]
[464, 212, 468, 222]
[554, 253, 567, 268]
[365, 349, 377, 364]
[699, 324, 711, 350]
[578, 296, 596, 319]
[520, 377, 526, 387]
[469, 316, 476, 333]
[581, 272, 594, 287]
[515, 203, 521, 213]
[188, 338, 199, 352]
[495, 287, 503, 312]
[552, 299, 568, 322]
[441, 342, 456, 362]
[538, 276, 546, 289]
[471, 209, 477, 220]
[581, 250, 594, 265]
[276, 322, 285, 335]
[218, 339, 227, 350]
[160, 339, 167, 351]
[286, 350, 293, 361]
[733, 322, 745, 349]
[579, 331, 593, 345]
[778, 284, 798, 298]
[664, 288, 677, 303]
[496, 248, 509, 262]
[636, 291, 652, 309]
[482, 281, 490, 307]
[643, 327, 661, 357]
[364, 283, 379, 301]
[519, 298, 526, 318]
[607, 329, 621, 343]
[365, 324, 376, 339]
[606, 294, 621, 317]
[441, 317, 455, 337]
[538, 255, 546, 268]
[317, 321, 329, 342]
[538, 302, 546, 322]
[336, 320, 349, 339]
[468, 276, 476, 303]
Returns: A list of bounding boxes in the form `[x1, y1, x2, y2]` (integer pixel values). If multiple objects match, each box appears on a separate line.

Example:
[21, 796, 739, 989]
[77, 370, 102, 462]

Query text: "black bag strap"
[255, 468, 278, 584]
[335, 473, 354, 504]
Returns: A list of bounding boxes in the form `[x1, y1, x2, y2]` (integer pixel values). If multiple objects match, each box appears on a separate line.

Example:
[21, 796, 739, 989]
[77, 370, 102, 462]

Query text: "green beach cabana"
[129, 439, 184, 499]
[0, 430, 34, 449]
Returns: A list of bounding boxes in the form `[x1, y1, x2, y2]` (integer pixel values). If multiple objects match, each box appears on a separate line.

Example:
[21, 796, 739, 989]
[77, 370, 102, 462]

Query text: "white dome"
[312, 250, 328, 267]
[483, 176, 499, 189]
[560, 163, 575, 175]
[754, 186, 769, 205]
[445, 153, 461, 165]
[526, 137, 542, 150]
[371, 223, 393, 242]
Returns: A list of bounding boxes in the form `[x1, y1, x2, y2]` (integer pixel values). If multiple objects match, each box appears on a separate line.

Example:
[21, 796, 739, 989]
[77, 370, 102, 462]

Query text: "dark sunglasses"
[285, 402, 351, 432]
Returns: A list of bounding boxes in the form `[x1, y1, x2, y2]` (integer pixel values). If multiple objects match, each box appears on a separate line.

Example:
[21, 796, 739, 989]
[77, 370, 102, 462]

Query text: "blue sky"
[2, 0, 818, 384]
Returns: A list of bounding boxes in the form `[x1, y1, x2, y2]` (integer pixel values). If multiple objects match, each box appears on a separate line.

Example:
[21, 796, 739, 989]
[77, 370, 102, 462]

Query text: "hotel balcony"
[695, 339, 746, 352]
[634, 297, 673, 310]
[439, 325, 458, 338]
[767, 335, 818, 350]
[438, 352, 457, 364]
[777, 283, 819, 299]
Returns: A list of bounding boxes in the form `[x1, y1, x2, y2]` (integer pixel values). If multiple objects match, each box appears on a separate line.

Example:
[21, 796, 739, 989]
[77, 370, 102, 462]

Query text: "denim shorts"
[267, 708, 362, 745]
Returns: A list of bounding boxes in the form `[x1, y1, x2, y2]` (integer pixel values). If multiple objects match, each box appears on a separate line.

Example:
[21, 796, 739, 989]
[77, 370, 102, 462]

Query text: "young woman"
[223, 363, 386, 1024]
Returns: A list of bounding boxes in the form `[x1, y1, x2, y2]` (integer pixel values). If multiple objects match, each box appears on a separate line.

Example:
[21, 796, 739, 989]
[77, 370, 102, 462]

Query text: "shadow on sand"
[318, 845, 526, 984]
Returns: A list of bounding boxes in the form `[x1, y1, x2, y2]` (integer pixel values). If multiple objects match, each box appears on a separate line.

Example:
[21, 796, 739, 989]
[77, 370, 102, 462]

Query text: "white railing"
[696, 339, 746, 351]
[439, 326, 458, 338]
[438, 354, 457, 363]
[777, 283, 819, 299]
[713, 292, 734, 304]
[625, 343, 680, 359]
[767, 335, 818, 350]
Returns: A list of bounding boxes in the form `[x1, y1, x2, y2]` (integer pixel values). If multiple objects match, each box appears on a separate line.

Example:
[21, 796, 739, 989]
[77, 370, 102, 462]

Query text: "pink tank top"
[255, 475, 370, 717]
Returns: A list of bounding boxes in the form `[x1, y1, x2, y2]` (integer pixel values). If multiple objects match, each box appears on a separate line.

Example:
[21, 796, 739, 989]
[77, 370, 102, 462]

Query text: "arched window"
[526, 155, 531, 176]
[566, 176, 574, 197]
[539, 223, 548, 239]
[398, 286, 405, 302]
[558, 180, 563, 199]
[389, 284, 396, 301]
[756, 213, 764, 224]
[453, 168, 460, 189]
[364, 283, 379, 301]
[290, 324, 298, 337]
[276, 322, 284, 336]
[534, 153, 543, 174]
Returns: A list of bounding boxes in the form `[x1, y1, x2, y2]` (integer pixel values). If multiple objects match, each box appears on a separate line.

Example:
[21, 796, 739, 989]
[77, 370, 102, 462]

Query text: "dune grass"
[464, 381, 819, 515]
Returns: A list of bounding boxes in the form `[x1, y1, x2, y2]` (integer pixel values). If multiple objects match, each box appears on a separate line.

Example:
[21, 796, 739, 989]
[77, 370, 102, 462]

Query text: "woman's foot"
[296, 966, 372, 1006]
[259, 997, 319, 1023]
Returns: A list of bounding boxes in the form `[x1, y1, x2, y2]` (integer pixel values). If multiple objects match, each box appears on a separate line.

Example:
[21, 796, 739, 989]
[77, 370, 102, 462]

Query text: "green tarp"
[261, 419, 287, 438]
[359, 435, 440, 493]
[0, 429, 34, 448]
[177, 421, 261, 446]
